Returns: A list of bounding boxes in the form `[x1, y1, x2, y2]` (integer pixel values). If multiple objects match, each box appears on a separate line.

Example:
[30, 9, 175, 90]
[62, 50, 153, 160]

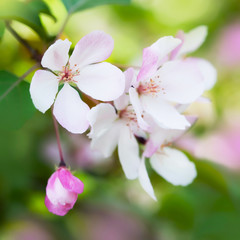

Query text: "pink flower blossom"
[88, 69, 197, 200]
[30, 31, 125, 134]
[129, 35, 206, 131]
[45, 167, 84, 216]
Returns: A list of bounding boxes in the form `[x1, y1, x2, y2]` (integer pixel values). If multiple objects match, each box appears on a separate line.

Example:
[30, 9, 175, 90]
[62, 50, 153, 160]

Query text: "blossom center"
[138, 77, 166, 96]
[119, 106, 138, 124]
[57, 63, 80, 83]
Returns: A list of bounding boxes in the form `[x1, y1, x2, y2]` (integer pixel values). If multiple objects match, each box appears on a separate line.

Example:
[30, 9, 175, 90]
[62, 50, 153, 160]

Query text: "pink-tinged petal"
[144, 126, 186, 158]
[137, 47, 158, 82]
[58, 167, 84, 194]
[76, 62, 125, 101]
[118, 126, 141, 180]
[137, 36, 181, 82]
[123, 67, 135, 92]
[69, 31, 114, 69]
[45, 196, 72, 216]
[193, 58, 217, 90]
[150, 147, 197, 186]
[143, 140, 158, 158]
[141, 95, 190, 130]
[138, 158, 157, 200]
[53, 84, 90, 134]
[90, 121, 122, 158]
[30, 70, 59, 113]
[129, 87, 150, 131]
[157, 60, 205, 104]
[41, 39, 71, 71]
[46, 173, 77, 206]
[149, 36, 182, 66]
[170, 30, 185, 60]
[177, 26, 207, 57]
[88, 103, 118, 138]
[114, 68, 136, 110]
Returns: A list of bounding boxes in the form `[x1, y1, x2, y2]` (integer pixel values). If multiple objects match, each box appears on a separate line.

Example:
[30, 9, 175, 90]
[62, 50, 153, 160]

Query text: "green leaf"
[0, 21, 5, 41]
[0, 71, 35, 130]
[194, 212, 240, 240]
[0, 0, 55, 40]
[62, 0, 131, 14]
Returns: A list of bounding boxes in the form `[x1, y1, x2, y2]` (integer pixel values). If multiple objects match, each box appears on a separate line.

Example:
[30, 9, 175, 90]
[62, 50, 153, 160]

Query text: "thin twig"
[0, 63, 40, 102]
[55, 14, 70, 41]
[51, 107, 66, 167]
[5, 21, 42, 62]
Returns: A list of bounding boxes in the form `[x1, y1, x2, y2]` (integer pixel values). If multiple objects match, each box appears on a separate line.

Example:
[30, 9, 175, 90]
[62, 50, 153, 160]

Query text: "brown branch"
[5, 21, 42, 62]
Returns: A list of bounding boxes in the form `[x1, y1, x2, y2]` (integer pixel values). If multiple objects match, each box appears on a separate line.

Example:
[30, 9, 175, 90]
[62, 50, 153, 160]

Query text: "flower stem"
[51, 108, 66, 167]
[5, 21, 42, 62]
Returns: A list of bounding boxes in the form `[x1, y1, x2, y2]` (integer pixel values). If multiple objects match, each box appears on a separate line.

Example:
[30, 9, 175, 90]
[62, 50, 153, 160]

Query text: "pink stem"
[51, 108, 66, 167]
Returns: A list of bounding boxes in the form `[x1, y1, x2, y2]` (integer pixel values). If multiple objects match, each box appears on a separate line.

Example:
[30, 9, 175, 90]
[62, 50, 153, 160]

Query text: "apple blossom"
[45, 167, 84, 216]
[129, 36, 206, 131]
[88, 68, 149, 179]
[88, 102, 142, 180]
[138, 121, 197, 200]
[30, 31, 125, 134]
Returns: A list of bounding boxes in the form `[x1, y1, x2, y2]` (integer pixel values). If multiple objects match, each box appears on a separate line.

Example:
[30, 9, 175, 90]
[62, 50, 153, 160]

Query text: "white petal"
[90, 121, 122, 158]
[123, 67, 135, 92]
[30, 70, 59, 113]
[150, 36, 182, 66]
[129, 87, 150, 131]
[150, 147, 197, 186]
[69, 31, 114, 69]
[53, 84, 90, 134]
[87, 103, 118, 138]
[194, 58, 217, 90]
[41, 39, 71, 71]
[137, 36, 182, 82]
[146, 127, 186, 157]
[114, 94, 130, 111]
[76, 62, 125, 101]
[138, 158, 157, 201]
[118, 126, 141, 180]
[113, 68, 135, 110]
[141, 95, 190, 130]
[157, 60, 205, 104]
[177, 26, 208, 57]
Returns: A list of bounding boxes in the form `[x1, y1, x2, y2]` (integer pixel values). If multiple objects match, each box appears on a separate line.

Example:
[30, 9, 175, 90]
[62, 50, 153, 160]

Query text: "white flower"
[30, 31, 125, 134]
[139, 123, 197, 200]
[128, 35, 206, 131]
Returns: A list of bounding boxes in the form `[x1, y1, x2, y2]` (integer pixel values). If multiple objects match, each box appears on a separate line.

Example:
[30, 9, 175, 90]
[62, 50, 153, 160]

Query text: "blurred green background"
[0, 0, 240, 239]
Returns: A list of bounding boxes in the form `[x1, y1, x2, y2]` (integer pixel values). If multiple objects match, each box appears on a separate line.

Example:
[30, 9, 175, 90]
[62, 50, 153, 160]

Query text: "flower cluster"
[30, 26, 216, 215]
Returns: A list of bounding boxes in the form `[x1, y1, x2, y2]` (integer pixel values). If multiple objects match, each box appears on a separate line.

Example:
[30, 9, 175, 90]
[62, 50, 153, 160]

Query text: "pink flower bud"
[45, 167, 84, 216]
